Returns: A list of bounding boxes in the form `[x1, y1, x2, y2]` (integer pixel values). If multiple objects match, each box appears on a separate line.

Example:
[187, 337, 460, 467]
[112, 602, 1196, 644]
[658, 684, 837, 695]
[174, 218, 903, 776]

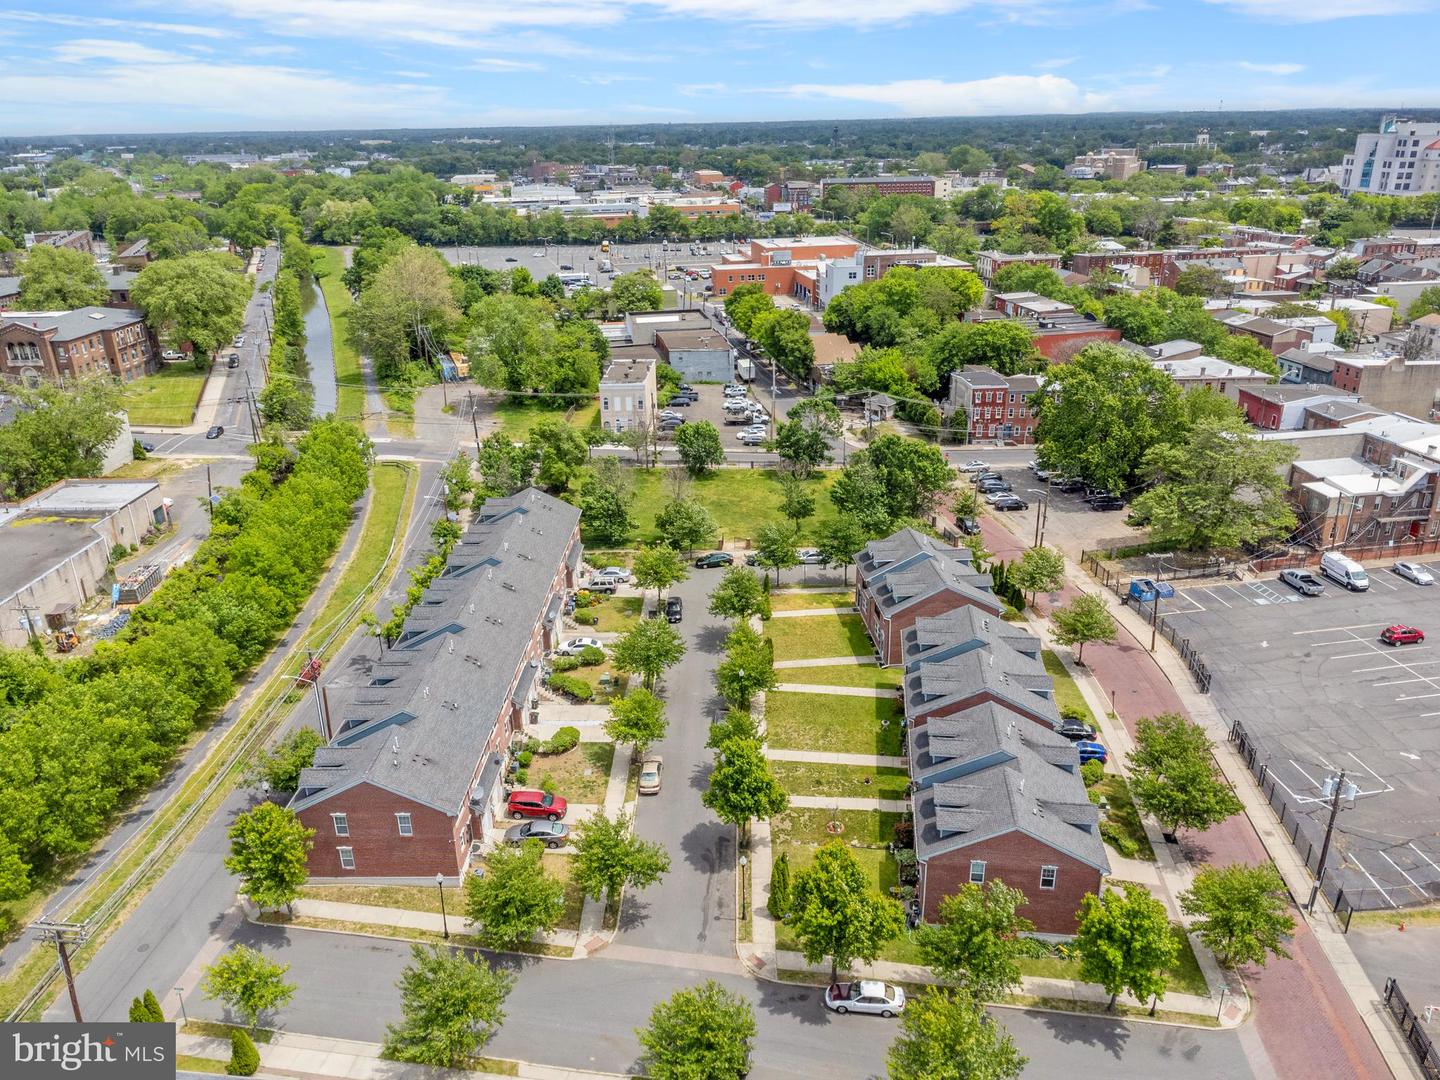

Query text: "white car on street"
[555, 637, 603, 656]
[796, 548, 826, 565]
[823, 980, 906, 1017]
[1394, 561, 1435, 585]
[958, 459, 989, 472]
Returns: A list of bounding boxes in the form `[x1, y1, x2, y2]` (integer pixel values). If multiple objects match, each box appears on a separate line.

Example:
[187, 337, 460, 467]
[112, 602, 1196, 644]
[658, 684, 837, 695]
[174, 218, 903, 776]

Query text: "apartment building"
[973, 251, 1063, 286]
[1341, 116, 1440, 196]
[0, 306, 157, 383]
[598, 357, 658, 435]
[818, 175, 938, 199]
[948, 366, 1041, 443]
[1066, 148, 1145, 181]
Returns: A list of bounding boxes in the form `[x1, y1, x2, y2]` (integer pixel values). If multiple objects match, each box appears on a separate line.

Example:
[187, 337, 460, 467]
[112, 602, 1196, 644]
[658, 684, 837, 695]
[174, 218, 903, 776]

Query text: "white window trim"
[969, 860, 987, 885]
[331, 812, 349, 837]
[396, 812, 413, 837]
[337, 846, 355, 870]
[1040, 865, 1058, 890]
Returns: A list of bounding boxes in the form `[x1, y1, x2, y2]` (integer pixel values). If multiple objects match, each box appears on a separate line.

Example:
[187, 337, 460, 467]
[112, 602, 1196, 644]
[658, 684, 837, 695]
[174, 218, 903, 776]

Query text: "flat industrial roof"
[23, 480, 158, 515]
[0, 514, 106, 603]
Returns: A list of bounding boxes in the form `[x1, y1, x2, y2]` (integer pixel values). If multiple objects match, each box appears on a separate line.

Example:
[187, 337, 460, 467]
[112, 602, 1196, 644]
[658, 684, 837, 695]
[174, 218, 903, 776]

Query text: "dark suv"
[665, 596, 683, 623]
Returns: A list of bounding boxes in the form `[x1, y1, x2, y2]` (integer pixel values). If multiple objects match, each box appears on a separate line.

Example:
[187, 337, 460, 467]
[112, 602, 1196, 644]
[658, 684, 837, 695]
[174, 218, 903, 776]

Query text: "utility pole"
[35, 919, 88, 1022]
[206, 465, 214, 523]
[469, 394, 482, 457]
[1149, 591, 1161, 652]
[1308, 770, 1355, 913]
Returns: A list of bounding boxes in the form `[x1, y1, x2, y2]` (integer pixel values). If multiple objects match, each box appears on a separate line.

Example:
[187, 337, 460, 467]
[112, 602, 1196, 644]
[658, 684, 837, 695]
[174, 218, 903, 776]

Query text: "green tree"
[1407, 285, 1440, 322]
[0, 381, 124, 500]
[886, 988, 1027, 1080]
[752, 522, 799, 584]
[925, 318, 1039, 384]
[788, 841, 906, 981]
[611, 617, 686, 689]
[1129, 713, 1243, 838]
[202, 945, 296, 1032]
[774, 399, 841, 477]
[654, 496, 716, 553]
[1050, 592, 1117, 664]
[1128, 416, 1297, 552]
[129, 989, 166, 1022]
[707, 707, 762, 750]
[916, 880, 1035, 1001]
[751, 308, 817, 383]
[1033, 343, 1186, 494]
[226, 1028, 260, 1077]
[1180, 862, 1294, 967]
[708, 565, 769, 621]
[571, 810, 671, 901]
[1074, 883, 1179, 1012]
[350, 246, 461, 383]
[223, 803, 314, 912]
[847, 434, 953, 523]
[1011, 545, 1066, 607]
[16, 245, 109, 308]
[725, 282, 776, 335]
[579, 460, 635, 545]
[132, 250, 251, 355]
[778, 474, 817, 535]
[631, 545, 689, 605]
[381, 944, 513, 1068]
[271, 269, 305, 342]
[1211, 333, 1280, 377]
[814, 516, 868, 584]
[526, 419, 590, 492]
[636, 980, 757, 1080]
[604, 687, 668, 756]
[1172, 265, 1230, 298]
[673, 420, 725, 477]
[828, 458, 894, 535]
[769, 851, 792, 920]
[464, 839, 566, 950]
[607, 270, 663, 314]
[1326, 255, 1361, 281]
[716, 623, 778, 707]
[246, 728, 325, 794]
[703, 736, 788, 827]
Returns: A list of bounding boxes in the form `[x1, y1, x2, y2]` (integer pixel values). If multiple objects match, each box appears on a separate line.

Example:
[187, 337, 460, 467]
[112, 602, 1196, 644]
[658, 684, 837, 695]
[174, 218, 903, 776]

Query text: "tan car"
[638, 756, 663, 795]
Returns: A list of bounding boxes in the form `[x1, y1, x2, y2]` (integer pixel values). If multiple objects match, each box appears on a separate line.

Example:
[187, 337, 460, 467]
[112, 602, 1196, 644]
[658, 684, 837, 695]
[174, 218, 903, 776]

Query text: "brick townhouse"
[0, 306, 157, 383]
[290, 489, 582, 882]
[853, 530, 1001, 666]
[948, 366, 1041, 443]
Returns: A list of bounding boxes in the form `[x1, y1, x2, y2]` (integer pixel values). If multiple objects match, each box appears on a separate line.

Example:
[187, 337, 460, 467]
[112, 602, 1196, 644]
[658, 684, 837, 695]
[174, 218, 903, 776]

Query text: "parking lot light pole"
[436, 872, 450, 939]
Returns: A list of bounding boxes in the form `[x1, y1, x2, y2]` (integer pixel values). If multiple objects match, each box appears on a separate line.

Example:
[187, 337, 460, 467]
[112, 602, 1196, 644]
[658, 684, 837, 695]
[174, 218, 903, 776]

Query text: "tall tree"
[571, 810, 671, 901]
[673, 420, 725, 477]
[1129, 713, 1243, 838]
[1180, 862, 1294, 968]
[1011, 545, 1066, 608]
[631, 545, 689, 605]
[751, 522, 799, 584]
[610, 618, 686, 689]
[349, 246, 461, 383]
[886, 988, 1027, 1080]
[703, 737, 788, 827]
[381, 944, 513, 1068]
[1050, 592, 1117, 664]
[16, 245, 108, 308]
[715, 623, 778, 707]
[245, 728, 325, 794]
[604, 688, 668, 756]
[925, 320, 1039, 384]
[750, 308, 817, 383]
[636, 981, 756, 1080]
[224, 803, 314, 913]
[777, 474, 817, 537]
[829, 458, 895, 536]
[814, 516, 868, 584]
[202, 946, 296, 1032]
[654, 496, 716, 553]
[708, 565, 769, 622]
[579, 459, 635, 544]
[1074, 883, 1178, 1012]
[0, 381, 124, 500]
[916, 880, 1035, 1001]
[463, 839, 566, 950]
[131, 250, 251, 355]
[788, 841, 906, 981]
[774, 399, 841, 477]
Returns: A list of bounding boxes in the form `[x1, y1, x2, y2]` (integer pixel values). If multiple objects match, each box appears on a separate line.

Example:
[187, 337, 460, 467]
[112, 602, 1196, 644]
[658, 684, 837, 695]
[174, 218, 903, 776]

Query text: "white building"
[598, 358, 657, 435]
[1341, 116, 1440, 197]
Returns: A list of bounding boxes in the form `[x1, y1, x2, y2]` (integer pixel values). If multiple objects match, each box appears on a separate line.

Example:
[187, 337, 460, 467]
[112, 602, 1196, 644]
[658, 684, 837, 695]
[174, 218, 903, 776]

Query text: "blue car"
[1076, 741, 1108, 765]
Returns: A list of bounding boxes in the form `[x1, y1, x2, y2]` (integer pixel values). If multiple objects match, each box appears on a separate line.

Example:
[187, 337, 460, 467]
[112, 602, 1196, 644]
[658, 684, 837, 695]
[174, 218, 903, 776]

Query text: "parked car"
[503, 820, 569, 848]
[1076, 741, 1108, 764]
[977, 482, 1013, 496]
[957, 516, 980, 536]
[1279, 568, 1325, 596]
[1054, 478, 1087, 493]
[990, 495, 1029, 512]
[724, 383, 747, 395]
[139, 441, 156, 453]
[505, 256, 518, 262]
[985, 490, 1020, 505]
[1058, 718, 1097, 741]
[1394, 561, 1435, 585]
[1381, 624, 1425, 646]
[205, 425, 224, 439]
[555, 637, 603, 656]
[796, 548, 826, 565]
[585, 580, 617, 595]
[958, 460, 989, 472]
[595, 566, 631, 583]
[1088, 495, 1126, 511]
[161, 349, 182, 361]
[638, 756, 664, 795]
[970, 472, 1002, 485]
[737, 430, 766, 445]
[232, 334, 246, 347]
[560, 263, 574, 270]
[658, 409, 683, 422]
[665, 596, 683, 623]
[823, 981, 906, 1018]
[694, 552, 734, 568]
[506, 790, 568, 821]
[665, 394, 693, 406]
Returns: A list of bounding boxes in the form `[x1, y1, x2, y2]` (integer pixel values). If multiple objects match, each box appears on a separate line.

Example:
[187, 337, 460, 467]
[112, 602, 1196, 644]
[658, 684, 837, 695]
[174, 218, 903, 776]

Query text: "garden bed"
[528, 742, 615, 805]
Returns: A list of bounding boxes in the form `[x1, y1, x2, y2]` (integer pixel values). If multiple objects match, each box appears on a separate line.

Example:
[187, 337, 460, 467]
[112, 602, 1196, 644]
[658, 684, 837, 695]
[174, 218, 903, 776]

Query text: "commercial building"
[948, 366, 1041, 443]
[290, 489, 582, 882]
[1066, 148, 1144, 181]
[0, 306, 157, 383]
[598, 357, 658, 435]
[1340, 116, 1440, 196]
[818, 175, 938, 199]
[654, 328, 733, 383]
[763, 180, 815, 211]
[708, 236, 860, 300]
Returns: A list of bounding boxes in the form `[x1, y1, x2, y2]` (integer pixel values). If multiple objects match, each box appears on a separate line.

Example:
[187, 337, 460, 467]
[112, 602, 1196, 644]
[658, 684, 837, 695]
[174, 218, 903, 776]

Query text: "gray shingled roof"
[903, 634, 1058, 728]
[291, 488, 580, 817]
[0, 276, 19, 300]
[858, 528, 999, 616]
[1, 305, 145, 340]
[903, 609, 1039, 665]
[908, 701, 1079, 786]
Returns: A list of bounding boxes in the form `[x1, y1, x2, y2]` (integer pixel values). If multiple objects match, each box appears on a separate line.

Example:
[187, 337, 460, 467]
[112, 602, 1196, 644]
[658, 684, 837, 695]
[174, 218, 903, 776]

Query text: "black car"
[958, 516, 980, 536]
[991, 495, 1029, 511]
[1058, 718, 1097, 741]
[1088, 495, 1126, 511]
[205, 425, 224, 439]
[665, 596, 683, 623]
[971, 472, 1003, 485]
[977, 481, 1012, 494]
[504, 256, 518, 262]
[694, 552, 734, 569]
[1054, 478, 1087, 493]
[666, 395, 693, 406]
[560, 263, 574, 270]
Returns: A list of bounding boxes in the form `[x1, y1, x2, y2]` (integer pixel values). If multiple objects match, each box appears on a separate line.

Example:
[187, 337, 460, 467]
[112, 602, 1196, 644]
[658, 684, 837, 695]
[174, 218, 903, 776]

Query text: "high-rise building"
[1341, 116, 1440, 196]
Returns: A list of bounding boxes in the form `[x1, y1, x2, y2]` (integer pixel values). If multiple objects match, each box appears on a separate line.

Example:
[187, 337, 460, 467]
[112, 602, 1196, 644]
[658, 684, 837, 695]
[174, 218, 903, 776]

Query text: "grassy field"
[767, 614, 873, 661]
[311, 462, 414, 639]
[627, 468, 839, 545]
[313, 248, 365, 423]
[581, 594, 643, 634]
[769, 591, 856, 611]
[528, 742, 615, 804]
[773, 664, 902, 690]
[122, 363, 208, 427]
[174, 1056, 226, 1074]
[771, 761, 910, 800]
[1018, 925, 1207, 997]
[767, 691, 905, 756]
[1042, 649, 1094, 723]
[491, 400, 600, 441]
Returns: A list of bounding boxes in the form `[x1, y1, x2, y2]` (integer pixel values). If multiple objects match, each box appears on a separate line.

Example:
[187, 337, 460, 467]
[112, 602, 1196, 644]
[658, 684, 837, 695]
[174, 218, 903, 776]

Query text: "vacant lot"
[578, 594, 642, 634]
[766, 691, 905, 756]
[492, 400, 600, 441]
[123, 363, 208, 427]
[774, 664, 902, 690]
[771, 761, 909, 800]
[629, 468, 839, 545]
[769, 591, 855, 612]
[767, 614, 873, 661]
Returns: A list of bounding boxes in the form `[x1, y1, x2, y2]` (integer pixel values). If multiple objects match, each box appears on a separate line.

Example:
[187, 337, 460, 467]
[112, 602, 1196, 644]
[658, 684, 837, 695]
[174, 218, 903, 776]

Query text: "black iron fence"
[1385, 978, 1440, 1080]
[1078, 553, 1212, 694]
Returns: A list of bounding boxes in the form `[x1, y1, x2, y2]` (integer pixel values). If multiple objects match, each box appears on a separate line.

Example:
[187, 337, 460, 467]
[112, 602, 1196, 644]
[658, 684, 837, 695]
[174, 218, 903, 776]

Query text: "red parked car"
[507, 789, 568, 821]
[1381, 624, 1425, 646]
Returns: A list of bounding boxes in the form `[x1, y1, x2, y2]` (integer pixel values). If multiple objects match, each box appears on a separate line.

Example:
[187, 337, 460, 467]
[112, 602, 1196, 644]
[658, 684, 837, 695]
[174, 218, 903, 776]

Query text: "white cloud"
[576, 73, 647, 86]
[392, 70, 431, 78]
[775, 74, 1109, 116]
[1203, 0, 1434, 19]
[5, 9, 229, 37]
[53, 39, 188, 65]
[678, 82, 731, 96]
[1235, 60, 1304, 75]
[469, 57, 544, 72]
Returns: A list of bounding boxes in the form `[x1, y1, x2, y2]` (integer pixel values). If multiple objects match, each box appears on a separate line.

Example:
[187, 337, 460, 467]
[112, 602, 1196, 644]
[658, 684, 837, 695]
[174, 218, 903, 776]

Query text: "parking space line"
[1345, 854, 1399, 907]
[1195, 587, 1230, 608]
[1295, 622, 1391, 635]
[1369, 572, 1401, 591]
[1333, 649, 1385, 660]
[1396, 692, 1440, 702]
[1409, 842, 1440, 874]
[1347, 752, 1396, 794]
[1290, 759, 1323, 790]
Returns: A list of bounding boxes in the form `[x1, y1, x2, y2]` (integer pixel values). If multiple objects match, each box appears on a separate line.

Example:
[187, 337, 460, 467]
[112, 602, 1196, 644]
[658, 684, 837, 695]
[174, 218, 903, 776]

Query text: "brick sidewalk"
[975, 513, 1395, 1080]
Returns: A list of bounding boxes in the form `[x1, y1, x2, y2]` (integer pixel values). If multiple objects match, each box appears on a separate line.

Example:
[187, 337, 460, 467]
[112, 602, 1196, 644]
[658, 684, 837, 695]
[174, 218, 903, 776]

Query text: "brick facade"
[857, 585, 1000, 666]
[0, 308, 157, 383]
[299, 782, 472, 880]
[920, 830, 1102, 934]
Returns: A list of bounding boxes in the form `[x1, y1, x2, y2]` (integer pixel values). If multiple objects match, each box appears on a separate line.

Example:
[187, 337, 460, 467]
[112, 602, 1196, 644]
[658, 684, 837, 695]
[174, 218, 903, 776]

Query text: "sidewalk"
[774, 656, 876, 668]
[764, 748, 907, 768]
[788, 795, 909, 813]
[176, 1030, 629, 1080]
[769, 607, 856, 618]
[774, 682, 894, 697]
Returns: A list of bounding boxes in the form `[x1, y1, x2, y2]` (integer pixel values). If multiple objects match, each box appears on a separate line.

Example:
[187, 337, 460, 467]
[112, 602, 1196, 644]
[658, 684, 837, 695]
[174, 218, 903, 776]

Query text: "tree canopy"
[131, 250, 251, 354]
[16, 245, 109, 308]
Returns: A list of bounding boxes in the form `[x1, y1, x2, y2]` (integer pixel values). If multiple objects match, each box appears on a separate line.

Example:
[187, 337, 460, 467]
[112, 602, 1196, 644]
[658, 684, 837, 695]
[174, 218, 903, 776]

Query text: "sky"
[1, 0, 1438, 135]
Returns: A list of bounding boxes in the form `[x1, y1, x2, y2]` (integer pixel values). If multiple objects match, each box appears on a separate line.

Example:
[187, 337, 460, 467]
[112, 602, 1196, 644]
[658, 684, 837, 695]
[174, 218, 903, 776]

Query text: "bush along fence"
[1079, 551, 1212, 694]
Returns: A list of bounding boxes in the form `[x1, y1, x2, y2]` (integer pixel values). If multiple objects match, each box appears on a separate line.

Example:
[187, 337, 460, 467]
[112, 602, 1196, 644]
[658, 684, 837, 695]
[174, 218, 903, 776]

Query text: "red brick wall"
[299, 783, 468, 879]
[875, 589, 1002, 666]
[920, 829, 1102, 934]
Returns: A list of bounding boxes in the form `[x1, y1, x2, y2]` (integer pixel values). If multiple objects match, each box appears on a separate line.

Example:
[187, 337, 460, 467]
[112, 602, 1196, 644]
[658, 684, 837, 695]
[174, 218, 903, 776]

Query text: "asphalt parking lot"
[658, 383, 770, 447]
[1161, 561, 1440, 909]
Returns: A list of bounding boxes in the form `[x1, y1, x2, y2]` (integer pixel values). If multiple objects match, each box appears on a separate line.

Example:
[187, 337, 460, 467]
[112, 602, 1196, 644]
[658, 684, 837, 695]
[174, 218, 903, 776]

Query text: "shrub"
[892, 818, 914, 849]
[109, 542, 128, 563]
[1062, 705, 1090, 722]
[524, 737, 542, 754]
[517, 750, 534, 768]
[514, 768, 529, 785]
[544, 725, 581, 753]
[142, 989, 164, 1022]
[547, 675, 593, 702]
[227, 1029, 260, 1077]
[578, 645, 606, 667]
[1099, 817, 1140, 858]
[132, 440, 148, 460]
[769, 852, 791, 920]
[573, 609, 599, 626]
[1081, 759, 1106, 788]
[551, 655, 581, 673]
[540, 775, 557, 796]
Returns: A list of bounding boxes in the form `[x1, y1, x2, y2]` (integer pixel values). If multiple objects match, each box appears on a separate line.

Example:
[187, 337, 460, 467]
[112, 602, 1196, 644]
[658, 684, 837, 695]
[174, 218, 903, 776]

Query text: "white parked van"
[1320, 552, 1369, 591]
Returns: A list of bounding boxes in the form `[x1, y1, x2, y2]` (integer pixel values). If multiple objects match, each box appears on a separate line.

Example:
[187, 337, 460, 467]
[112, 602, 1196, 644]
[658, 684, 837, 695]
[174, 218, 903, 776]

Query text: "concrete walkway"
[788, 795, 910, 813]
[285, 898, 580, 950]
[765, 748, 907, 768]
[774, 683, 895, 697]
[769, 607, 857, 618]
[175, 1030, 629, 1080]
[774, 656, 876, 668]
[575, 740, 634, 952]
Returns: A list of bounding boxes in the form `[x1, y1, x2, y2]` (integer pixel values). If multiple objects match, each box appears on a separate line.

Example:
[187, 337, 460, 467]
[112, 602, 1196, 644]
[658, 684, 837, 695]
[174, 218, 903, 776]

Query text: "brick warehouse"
[290, 489, 582, 882]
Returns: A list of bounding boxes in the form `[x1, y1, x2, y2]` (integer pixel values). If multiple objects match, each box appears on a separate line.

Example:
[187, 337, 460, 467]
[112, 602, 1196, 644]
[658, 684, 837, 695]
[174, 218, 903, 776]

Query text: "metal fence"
[1078, 553, 1211, 694]
[1385, 979, 1440, 1080]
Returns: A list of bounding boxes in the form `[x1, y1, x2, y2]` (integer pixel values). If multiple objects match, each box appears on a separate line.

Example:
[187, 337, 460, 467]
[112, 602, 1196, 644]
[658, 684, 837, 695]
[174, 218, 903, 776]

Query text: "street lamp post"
[436, 872, 449, 939]
[174, 987, 188, 1024]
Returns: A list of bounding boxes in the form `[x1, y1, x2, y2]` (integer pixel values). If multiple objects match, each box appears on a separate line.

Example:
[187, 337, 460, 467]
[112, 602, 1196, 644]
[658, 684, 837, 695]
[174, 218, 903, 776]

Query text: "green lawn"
[767, 691, 905, 756]
[491, 400, 599, 441]
[122, 362, 208, 427]
[774, 841, 901, 955]
[767, 614, 873, 661]
[1091, 772, 1156, 861]
[311, 462, 414, 640]
[1041, 649, 1094, 723]
[772, 807, 905, 847]
[627, 469, 839, 545]
[578, 594, 643, 634]
[313, 248, 366, 423]
[529, 742, 615, 805]
[771, 761, 910, 800]
[769, 591, 856, 612]
[1020, 924, 1207, 997]
[773, 664, 902, 690]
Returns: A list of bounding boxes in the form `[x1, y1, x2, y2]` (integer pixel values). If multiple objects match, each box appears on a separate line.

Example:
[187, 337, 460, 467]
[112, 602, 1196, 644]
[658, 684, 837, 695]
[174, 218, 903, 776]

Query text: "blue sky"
[1, 1, 1438, 135]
